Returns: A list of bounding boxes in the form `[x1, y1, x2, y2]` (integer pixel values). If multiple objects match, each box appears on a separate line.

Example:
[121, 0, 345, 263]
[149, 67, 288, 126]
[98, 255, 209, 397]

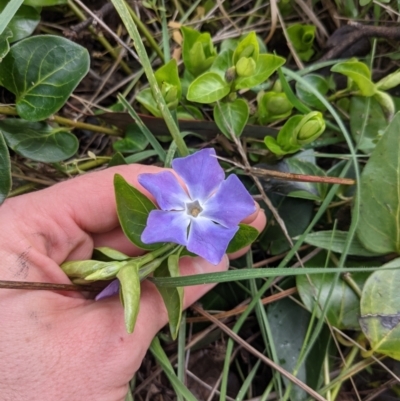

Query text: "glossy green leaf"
[349, 96, 387, 153]
[268, 296, 330, 399]
[113, 124, 149, 154]
[23, 0, 66, 5]
[331, 59, 376, 96]
[301, 230, 381, 256]
[0, 132, 11, 205]
[154, 254, 183, 340]
[114, 174, 160, 250]
[0, 28, 12, 61]
[187, 72, 230, 103]
[295, 74, 329, 110]
[357, 112, 400, 254]
[0, 4, 40, 43]
[297, 270, 369, 330]
[0, 118, 78, 162]
[213, 98, 249, 138]
[234, 54, 285, 90]
[0, 35, 89, 121]
[226, 223, 259, 254]
[360, 258, 400, 359]
[117, 262, 141, 333]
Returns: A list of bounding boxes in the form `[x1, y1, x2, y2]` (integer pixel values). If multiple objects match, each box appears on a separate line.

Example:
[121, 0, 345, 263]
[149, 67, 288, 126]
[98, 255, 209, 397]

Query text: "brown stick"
[0, 280, 104, 292]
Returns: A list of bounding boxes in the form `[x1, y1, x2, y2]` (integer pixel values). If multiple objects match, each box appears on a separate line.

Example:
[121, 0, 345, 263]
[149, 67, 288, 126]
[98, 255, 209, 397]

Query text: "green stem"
[67, 0, 132, 75]
[0, 105, 121, 136]
[110, 0, 189, 158]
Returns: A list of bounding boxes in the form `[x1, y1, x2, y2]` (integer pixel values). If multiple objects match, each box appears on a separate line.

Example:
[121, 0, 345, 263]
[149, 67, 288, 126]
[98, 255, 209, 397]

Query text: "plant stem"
[110, 0, 189, 158]
[0, 105, 121, 136]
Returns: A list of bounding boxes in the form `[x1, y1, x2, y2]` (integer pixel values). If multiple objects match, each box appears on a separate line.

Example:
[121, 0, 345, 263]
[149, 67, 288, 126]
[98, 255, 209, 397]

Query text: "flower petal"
[172, 148, 224, 202]
[138, 171, 190, 210]
[95, 279, 120, 300]
[141, 210, 190, 245]
[187, 217, 238, 265]
[202, 174, 256, 228]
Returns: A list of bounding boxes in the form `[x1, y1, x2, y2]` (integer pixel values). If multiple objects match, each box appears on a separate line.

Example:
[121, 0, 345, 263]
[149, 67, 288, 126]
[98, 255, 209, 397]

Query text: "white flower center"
[186, 200, 203, 218]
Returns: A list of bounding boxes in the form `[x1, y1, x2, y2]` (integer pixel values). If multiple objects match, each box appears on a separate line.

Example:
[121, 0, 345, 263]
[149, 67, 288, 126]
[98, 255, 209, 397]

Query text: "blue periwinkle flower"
[138, 148, 256, 265]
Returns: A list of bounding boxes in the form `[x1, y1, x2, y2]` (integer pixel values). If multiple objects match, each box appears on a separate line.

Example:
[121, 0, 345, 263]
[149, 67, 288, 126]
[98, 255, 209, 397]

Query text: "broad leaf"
[360, 259, 400, 360]
[154, 253, 183, 340]
[114, 174, 160, 250]
[0, 118, 78, 162]
[187, 72, 230, 103]
[357, 112, 400, 254]
[226, 223, 259, 254]
[295, 74, 329, 110]
[234, 54, 285, 90]
[113, 124, 149, 153]
[213, 98, 249, 138]
[0, 132, 11, 205]
[301, 230, 381, 257]
[331, 59, 376, 96]
[297, 270, 369, 330]
[0, 28, 13, 60]
[0, 35, 89, 121]
[117, 262, 141, 333]
[0, 4, 40, 43]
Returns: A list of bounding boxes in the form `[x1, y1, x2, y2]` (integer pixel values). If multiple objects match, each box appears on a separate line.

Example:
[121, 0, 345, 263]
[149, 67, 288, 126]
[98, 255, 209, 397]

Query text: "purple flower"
[95, 279, 119, 301]
[138, 148, 256, 265]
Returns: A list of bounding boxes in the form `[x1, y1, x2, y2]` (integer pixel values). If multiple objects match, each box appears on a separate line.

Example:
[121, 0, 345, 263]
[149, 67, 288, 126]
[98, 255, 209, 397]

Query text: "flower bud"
[161, 82, 179, 109]
[236, 57, 256, 77]
[257, 91, 293, 124]
[294, 111, 325, 145]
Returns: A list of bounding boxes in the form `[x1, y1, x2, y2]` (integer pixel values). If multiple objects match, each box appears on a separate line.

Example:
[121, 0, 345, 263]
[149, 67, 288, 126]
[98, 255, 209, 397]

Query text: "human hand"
[0, 165, 266, 401]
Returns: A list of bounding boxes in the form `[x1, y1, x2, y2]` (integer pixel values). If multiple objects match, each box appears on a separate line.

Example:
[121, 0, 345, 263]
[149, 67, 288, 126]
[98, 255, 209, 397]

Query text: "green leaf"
[210, 49, 234, 79]
[226, 223, 259, 254]
[0, 118, 78, 162]
[0, 4, 40, 43]
[0, 131, 11, 204]
[360, 259, 400, 359]
[213, 98, 249, 138]
[233, 31, 259, 65]
[267, 296, 331, 399]
[295, 74, 329, 110]
[117, 262, 141, 333]
[154, 253, 183, 340]
[0, 0, 24, 36]
[23, 0, 66, 5]
[0, 28, 12, 61]
[331, 59, 376, 96]
[113, 124, 149, 154]
[61, 259, 123, 280]
[357, 112, 400, 254]
[92, 247, 130, 262]
[155, 58, 181, 100]
[108, 152, 127, 167]
[187, 72, 230, 103]
[0, 35, 90, 121]
[234, 54, 285, 90]
[287, 23, 316, 61]
[301, 230, 381, 257]
[349, 96, 387, 153]
[135, 88, 161, 117]
[114, 174, 160, 250]
[297, 270, 369, 330]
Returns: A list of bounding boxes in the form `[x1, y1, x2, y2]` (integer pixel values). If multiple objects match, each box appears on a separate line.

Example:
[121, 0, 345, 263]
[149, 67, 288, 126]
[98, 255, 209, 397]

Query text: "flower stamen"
[186, 200, 203, 218]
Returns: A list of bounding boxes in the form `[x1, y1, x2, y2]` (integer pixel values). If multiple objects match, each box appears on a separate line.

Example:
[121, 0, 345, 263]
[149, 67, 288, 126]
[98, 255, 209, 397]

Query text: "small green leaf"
[0, 4, 40, 43]
[376, 68, 400, 91]
[155, 58, 181, 100]
[0, 35, 89, 121]
[226, 223, 259, 254]
[187, 72, 230, 103]
[113, 124, 149, 154]
[257, 91, 293, 124]
[92, 247, 130, 261]
[0, 118, 78, 162]
[234, 54, 285, 90]
[61, 260, 123, 280]
[210, 49, 234, 79]
[136, 87, 161, 117]
[213, 98, 249, 138]
[154, 253, 183, 340]
[357, 112, 400, 254]
[295, 74, 329, 110]
[233, 32, 259, 65]
[360, 259, 400, 359]
[117, 262, 141, 333]
[331, 59, 376, 96]
[108, 152, 127, 167]
[114, 174, 160, 250]
[374, 90, 395, 120]
[297, 270, 369, 330]
[0, 131, 11, 204]
[287, 23, 316, 61]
